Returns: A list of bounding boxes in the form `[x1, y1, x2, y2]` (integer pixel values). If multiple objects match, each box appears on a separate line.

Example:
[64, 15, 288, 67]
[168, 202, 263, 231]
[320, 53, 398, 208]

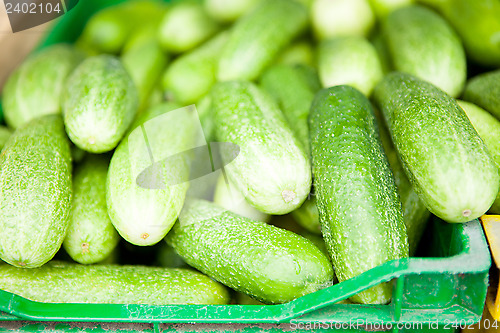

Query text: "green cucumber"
[63, 55, 138, 153]
[63, 155, 119, 264]
[463, 70, 500, 120]
[310, 85, 408, 304]
[291, 197, 321, 234]
[204, 0, 260, 23]
[0, 127, 12, 150]
[382, 5, 466, 97]
[260, 64, 320, 155]
[275, 40, 315, 67]
[374, 73, 499, 223]
[106, 103, 196, 246]
[217, 0, 308, 81]
[212, 81, 311, 215]
[0, 261, 229, 305]
[0, 115, 72, 268]
[166, 199, 333, 304]
[2, 45, 83, 129]
[317, 36, 383, 96]
[458, 100, 500, 215]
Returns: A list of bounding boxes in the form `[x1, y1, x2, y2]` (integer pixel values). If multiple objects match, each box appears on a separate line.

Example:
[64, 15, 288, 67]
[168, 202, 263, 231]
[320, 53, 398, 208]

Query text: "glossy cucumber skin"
[166, 200, 333, 304]
[463, 70, 500, 120]
[383, 5, 466, 97]
[63, 155, 119, 264]
[2, 45, 83, 129]
[309, 85, 408, 304]
[212, 81, 311, 215]
[0, 116, 72, 268]
[217, 0, 308, 81]
[63, 55, 138, 153]
[374, 72, 499, 223]
[0, 261, 229, 305]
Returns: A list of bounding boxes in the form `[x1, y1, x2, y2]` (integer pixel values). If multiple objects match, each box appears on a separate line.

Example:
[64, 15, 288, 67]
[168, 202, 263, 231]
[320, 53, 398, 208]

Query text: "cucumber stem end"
[282, 190, 296, 203]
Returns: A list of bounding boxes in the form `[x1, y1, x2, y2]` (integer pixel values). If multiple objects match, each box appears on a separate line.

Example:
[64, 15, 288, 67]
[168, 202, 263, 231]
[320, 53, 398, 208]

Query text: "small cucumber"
[463, 70, 500, 120]
[374, 73, 499, 223]
[166, 199, 333, 304]
[0, 126, 12, 150]
[204, 0, 260, 23]
[0, 261, 229, 305]
[275, 40, 315, 67]
[212, 81, 311, 215]
[63, 155, 119, 264]
[382, 5, 466, 97]
[2, 45, 83, 129]
[291, 197, 321, 235]
[217, 0, 308, 81]
[63, 55, 138, 153]
[309, 85, 408, 304]
[317, 36, 383, 96]
[0, 115, 72, 268]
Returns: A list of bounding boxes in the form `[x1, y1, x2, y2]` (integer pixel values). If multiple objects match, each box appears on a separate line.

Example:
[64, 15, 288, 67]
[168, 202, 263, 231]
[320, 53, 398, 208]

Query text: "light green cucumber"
[167, 199, 333, 304]
[0, 261, 229, 305]
[204, 0, 261, 23]
[374, 73, 499, 223]
[212, 81, 311, 215]
[317, 36, 383, 96]
[275, 40, 315, 67]
[0, 115, 72, 268]
[217, 0, 308, 81]
[63, 55, 138, 153]
[382, 5, 466, 97]
[368, 0, 414, 18]
[458, 100, 500, 215]
[260, 64, 320, 155]
[107, 103, 198, 246]
[311, 0, 375, 40]
[463, 70, 500, 120]
[158, 1, 219, 53]
[291, 197, 321, 234]
[2, 45, 83, 129]
[310, 85, 408, 304]
[0, 127, 12, 150]
[63, 155, 119, 264]
[162, 32, 229, 105]
[214, 174, 270, 222]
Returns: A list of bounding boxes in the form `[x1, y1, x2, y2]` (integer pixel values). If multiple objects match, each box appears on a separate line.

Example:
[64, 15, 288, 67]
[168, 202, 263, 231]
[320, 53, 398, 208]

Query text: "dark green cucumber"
[374, 72, 499, 223]
[167, 199, 333, 304]
[0, 261, 229, 305]
[0, 115, 72, 268]
[463, 69, 500, 120]
[309, 85, 408, 304]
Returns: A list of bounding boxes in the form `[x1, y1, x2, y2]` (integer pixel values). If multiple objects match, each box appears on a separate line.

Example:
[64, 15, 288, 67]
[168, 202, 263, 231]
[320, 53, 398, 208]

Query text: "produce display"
[0, 0, 499, 312]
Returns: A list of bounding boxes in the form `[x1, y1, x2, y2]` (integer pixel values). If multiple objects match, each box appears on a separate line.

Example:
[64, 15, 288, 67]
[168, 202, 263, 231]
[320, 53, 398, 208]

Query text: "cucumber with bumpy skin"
[374, 73, 499, 223]
[167, 199, 333, 304]
[310, 85, 408, 304]
[463, 70, 500, 120]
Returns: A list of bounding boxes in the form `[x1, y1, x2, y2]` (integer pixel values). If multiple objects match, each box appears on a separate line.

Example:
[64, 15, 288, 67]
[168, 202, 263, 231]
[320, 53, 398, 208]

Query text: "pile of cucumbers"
[0, 0, 499, 307]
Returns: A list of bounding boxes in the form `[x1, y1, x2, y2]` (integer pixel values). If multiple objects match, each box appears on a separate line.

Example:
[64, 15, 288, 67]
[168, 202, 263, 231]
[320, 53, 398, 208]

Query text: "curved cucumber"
[212, 81, 311, 215]
[0, 115, 72, 268]
[463, 69, 500, 120]
[63, 155, 119, 264]
[0, 261, 229, 305]
[63, 55, 138, 153]
[374, 73, 499, 223]
[166, 199, 333, 304]
[309, 85, 408, 304]
[382, 5, 466, 97]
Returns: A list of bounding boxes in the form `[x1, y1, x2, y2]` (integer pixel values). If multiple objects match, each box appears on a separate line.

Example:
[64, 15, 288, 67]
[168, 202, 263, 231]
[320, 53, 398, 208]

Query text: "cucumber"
[0, 115, 72, 268]
[106, 103, 197, 246]
[311, 0, 375, 40]
[0, 261, 229, 305]
[260, 64, 320, 155]
[275, 40, 315, 67]
[158, 1, 219, 54]
[63, 55, 138, 153]
[156, 243, 186, 268]
[2, 45, 83, 129]
[166, 199, 333, 304]
[162, 32, 229, 105]
[213, 174, 270, 222]
[458, 100, 500, 215]
[368, 0, 414, 18]
[217, 0, 308, 81]
[463, 70, 500, 120]
[0, 126, 12, 150]
[204, 0, 260, 23]
[63, 155, 119, 264]
[373, 72, 499, 223]
[317, 36, 383, 96]
[309, 85, 408, 304]
[382, 5, 466, 97]
[212, 81, 311, 215]
[291, 197, 321, 234]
